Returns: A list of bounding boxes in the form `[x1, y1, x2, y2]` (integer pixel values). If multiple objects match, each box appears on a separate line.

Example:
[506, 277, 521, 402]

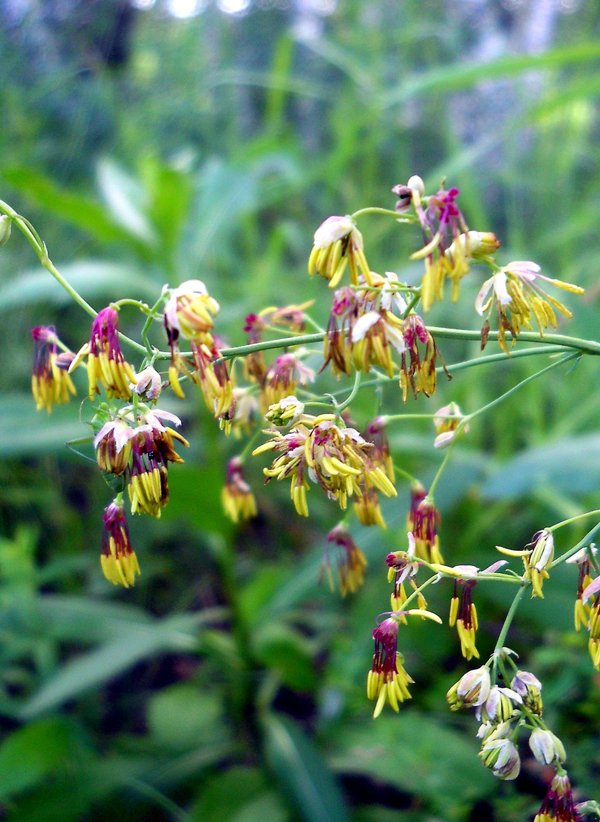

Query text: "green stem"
[491, 583, 529, 679]
[112, 298, 152, 314]
[471, 572, 522, 585]
[447, 345, 574, 373]
[426, 440, 457, 498]
[551, 520, 600, 568]
[548, 509, 600, 533]
[392, 462, 419, 484]
[428, 326, 600, 357]
[336, 371, 361, 413]
[325, 346, 573, 400]
[238, 426, 264, 461]
[219, 332, 325, 361]
[465, 353, 578, 424]
[140, 294, 168, 355]
[393, 573, 440, 612]
[402, 292, 422, 318]
[351, 206, 413, 221]
[0, 200, 149, 356]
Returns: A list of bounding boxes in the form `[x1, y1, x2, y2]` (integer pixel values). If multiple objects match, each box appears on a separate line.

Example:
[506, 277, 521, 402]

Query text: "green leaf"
[380, 40, 600, 108]
[142, 158, 193, 265]
[0, 394, 87, 458]
[190, 766, 289, 822]
[96, 158, 156, 246]
[482, 434, 600, 499]
[35, 595, 154, 644]
[253, 623, 317, 692]
[6, 757, 151, 822]
[329, 711, 494, 819]
[0, 717, 85, 801]
[2, 167, 142, 246]
[0, 260, 160, 312]
[19, 612, 213, 718]
[147, 684, 223, 751]
[261, 713, 350, 822]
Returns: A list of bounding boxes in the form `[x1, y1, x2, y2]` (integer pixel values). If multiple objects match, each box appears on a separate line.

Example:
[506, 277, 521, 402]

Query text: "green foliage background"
[1, 1, 600, 819]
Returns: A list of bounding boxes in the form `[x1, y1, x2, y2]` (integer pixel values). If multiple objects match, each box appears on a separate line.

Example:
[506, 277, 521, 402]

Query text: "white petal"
[492, 271, 512, 306]
[151, 409, 182, 427]
[474, 275, 495, 315]
[505, 261, 540, 282]
[582, 574, 600, 603]
[313, 215, 354, 248]
[93, 420, 116, 448]
[351, 311, 381, 342]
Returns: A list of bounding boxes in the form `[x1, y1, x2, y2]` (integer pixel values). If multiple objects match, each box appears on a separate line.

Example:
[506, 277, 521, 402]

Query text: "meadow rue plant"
[4, 172, 600, 812]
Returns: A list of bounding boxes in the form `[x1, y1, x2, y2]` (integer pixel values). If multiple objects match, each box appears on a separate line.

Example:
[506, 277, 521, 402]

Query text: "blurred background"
[1, 0, 600, 819]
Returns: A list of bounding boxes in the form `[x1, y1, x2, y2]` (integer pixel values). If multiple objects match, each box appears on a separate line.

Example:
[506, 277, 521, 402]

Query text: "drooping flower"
[131, 365, 162, 401]
[322, 524, 367, 596]
[400, 314, 449, 402]
[433, 401, 469, 449]
[221, 457, 257, 523]
[94, 417, 138, 475]
[447, 665, 491, 711]
[479, 733, 520, 781]
[367, 609, 442, 718]
[386, 532, 422, 613]
[352, 417, 396, 528]
[410, 184, 476, 311]
[322, 279, 407, 379]
[264, 395, 305, 428]
[407, 483, 443, 564]
[476, 261, 584, 352]
[525, 530, 555, 598]
[478, 685, 522, 724]
[529, 729, 566, 766]
[192, 342, 235, 433]
[322, 281, 448, 400]
[353, 486, 386, 528]
[100, 499, 140, 588]
[253, 413, 397, 517]
[126, 410, 188, 517]
[87, 307, 135, 400]
[582, 574, 600, 670]
[511, 669, 543, 716]
[567, 545, 595, 632]
[230, 388, 260, 439]
[308, 215, 371, 288]
[367, 617, 414, 717]
[449, 577, 480, 661]
[163, 279, 220, 346]
[364, 417, 395, 483]
[31, 326, 76, 413]
[534, 772, 581, 822]
[163, 280, 220, 397]
[260, 353, 315, 411]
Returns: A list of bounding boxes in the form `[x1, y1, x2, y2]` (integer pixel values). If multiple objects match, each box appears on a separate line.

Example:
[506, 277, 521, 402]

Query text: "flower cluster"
[253, 411, 397, 517]
[94, 406, 188, 519]
[322, 275, 448, 401]
[20, 168, 598, 815]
